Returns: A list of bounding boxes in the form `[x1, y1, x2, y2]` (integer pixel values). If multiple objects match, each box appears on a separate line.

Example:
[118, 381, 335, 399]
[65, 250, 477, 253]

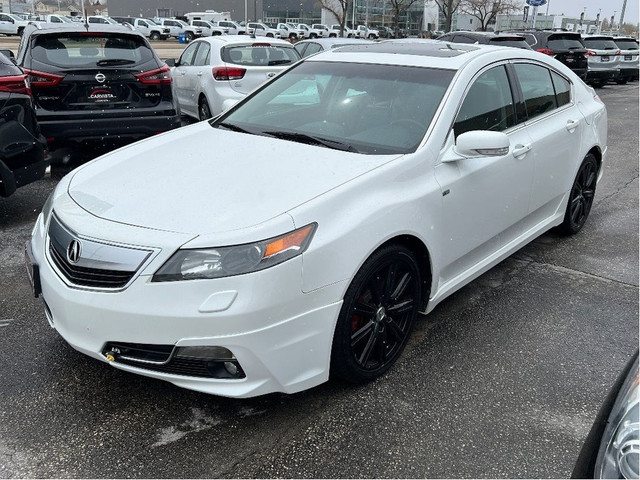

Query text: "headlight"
[595, 354, 639, 479]
[152, 223, 316, 282]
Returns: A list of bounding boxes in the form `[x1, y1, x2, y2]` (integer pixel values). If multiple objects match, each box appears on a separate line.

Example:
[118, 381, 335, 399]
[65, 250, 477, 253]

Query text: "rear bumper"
[586, 68, 619, 82]
[39, 112, 181, 148]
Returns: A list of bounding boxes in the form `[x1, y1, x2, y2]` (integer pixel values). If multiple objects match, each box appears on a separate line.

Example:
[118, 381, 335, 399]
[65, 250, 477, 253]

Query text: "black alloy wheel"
[560, 153, 598, 235]
[199, 97, 212, 121]
[331, 245, 421, 383]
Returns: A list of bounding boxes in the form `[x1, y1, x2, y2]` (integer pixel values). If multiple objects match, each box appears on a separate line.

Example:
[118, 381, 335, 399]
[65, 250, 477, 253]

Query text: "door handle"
[566, 119, 579, 132]
[512, 144, 532, 158]
[197, 71, 203, 76]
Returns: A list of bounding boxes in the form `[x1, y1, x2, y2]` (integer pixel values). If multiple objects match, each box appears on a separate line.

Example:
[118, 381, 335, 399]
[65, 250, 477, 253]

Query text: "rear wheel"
[331, 245, 421, 383]
[198, 96, 212, 121]
[560, 153, 598, 235]
[616, 77, 628, 85]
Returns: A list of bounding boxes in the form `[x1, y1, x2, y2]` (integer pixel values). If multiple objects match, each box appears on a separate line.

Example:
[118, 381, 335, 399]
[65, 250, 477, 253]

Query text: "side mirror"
[451, 130, 510, 160]
[165, 58, 177, 67]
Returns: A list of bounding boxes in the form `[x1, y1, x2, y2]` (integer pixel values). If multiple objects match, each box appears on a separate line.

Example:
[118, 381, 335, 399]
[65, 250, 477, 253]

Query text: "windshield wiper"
[263, 130, 359, 152]
[216, 122, 254, 134]
[96, 59, 136, 66]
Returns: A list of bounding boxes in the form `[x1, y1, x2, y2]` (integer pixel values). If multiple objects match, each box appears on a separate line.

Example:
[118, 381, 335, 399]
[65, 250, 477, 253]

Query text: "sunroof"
[333, 41, 479, 57]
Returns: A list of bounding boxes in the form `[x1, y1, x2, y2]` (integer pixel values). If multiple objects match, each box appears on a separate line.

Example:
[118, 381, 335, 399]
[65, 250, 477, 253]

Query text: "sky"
[538, 0, 639, 25]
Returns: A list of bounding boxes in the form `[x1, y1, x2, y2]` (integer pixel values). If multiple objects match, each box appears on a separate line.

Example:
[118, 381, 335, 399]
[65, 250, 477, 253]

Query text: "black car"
[437, 31, 532, 49]
[15, 23, 181, 151]
[503, 30, 588, 79]
[0, 52, 47, 198]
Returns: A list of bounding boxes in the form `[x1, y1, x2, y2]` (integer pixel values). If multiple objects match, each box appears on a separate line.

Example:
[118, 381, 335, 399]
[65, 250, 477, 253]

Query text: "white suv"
[157, 18, 203, 41]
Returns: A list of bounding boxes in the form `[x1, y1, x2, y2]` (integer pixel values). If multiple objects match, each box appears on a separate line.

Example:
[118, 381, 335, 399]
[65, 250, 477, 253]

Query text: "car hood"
[68, 122, 398, 235]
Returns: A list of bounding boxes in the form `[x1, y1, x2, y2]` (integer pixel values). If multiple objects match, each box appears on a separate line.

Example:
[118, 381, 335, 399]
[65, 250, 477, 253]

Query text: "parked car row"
[438, 30, 639, 88]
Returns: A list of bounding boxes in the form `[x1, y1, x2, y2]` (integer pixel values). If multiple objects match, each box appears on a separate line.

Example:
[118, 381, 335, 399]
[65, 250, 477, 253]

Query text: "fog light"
[224, 361, 238, 376]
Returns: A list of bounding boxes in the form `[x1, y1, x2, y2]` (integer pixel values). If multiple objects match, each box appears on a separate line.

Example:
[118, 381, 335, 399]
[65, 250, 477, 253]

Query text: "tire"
[616, 77, 628, 85]
[266, 33, 274, 38]
[150, 32, 160, 40]
[198, 96, 212, 121]
[186, 32, 194, 42]
[17, 27, 24, 37]
[310, 33, 317, 39]
[560, 153, 598, 235]
[331, 244, 421, 383]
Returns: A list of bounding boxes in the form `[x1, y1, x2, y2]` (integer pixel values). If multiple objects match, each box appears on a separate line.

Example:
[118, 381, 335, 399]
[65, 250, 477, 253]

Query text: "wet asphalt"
[0, 83, 637, 478]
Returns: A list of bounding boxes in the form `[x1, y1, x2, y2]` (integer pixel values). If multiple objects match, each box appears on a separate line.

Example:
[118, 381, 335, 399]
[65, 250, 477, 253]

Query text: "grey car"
[613, 36, 639, 84]
[581, 35, 621, 87]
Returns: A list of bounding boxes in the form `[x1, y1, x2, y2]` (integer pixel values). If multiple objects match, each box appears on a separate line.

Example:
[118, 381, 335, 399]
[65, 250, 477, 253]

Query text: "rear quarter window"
[222, 45, 299, 66]
[31, 34, 154, 68]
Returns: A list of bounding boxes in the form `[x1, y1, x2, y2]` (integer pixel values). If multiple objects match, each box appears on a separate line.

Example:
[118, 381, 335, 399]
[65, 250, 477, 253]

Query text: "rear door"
[221, 43, 300, 95]
[173, 41, 201, 109]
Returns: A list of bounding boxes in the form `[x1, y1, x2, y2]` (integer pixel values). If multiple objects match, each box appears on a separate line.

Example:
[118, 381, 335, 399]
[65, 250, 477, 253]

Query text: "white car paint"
[171, 36, 299, 120]
[29, 43, 607, 398]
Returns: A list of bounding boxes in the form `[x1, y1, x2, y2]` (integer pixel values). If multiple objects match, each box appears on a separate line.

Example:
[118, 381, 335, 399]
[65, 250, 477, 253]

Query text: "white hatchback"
[27, 41, 607, 398]
[170, 36, 300, 120]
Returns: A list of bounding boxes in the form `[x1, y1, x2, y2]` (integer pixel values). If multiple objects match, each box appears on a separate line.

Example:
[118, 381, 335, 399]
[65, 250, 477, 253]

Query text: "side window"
[139, 21, 148, 27]
[514, 63, 557, 119]
[194, 42, 210, 66]
[179, 42, 199, 66]
[300, 42, 322, 58]
[453, 35, 473, 43]
[51, 17, 62, 23]
[551, 71, 571, 107]
[454, 65, 515, 138]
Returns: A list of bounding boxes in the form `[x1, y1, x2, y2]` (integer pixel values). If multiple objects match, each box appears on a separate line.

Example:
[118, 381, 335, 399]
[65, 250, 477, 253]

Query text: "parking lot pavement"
[0, 77, 637, 477]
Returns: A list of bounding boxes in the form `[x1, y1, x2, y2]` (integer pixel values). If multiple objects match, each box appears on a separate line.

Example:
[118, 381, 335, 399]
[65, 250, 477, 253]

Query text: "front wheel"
[186, 32, 194, 42]
[560, 153, 598, 235]
[150, 32, 160, 40]
[309, 33, 317, 39]
[266, 33, 274, 37]
[331, 245, 421, 383]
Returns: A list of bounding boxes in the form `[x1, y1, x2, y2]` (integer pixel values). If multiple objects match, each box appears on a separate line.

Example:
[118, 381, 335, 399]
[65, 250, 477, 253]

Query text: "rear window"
[547, 35, 584, 50]
[31, 33, 154, 68]
[490, 37, 531, 49]
[615, 39, 639, 50]
[582, 38, 619, 50]
[221, 44, 300, 66]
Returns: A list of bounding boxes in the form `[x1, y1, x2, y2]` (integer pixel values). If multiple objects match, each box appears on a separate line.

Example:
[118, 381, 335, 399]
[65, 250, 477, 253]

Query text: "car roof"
[581, 35, 615, 40]
[308, 40, 498, 70]
[296, 38, 375, 47]
[23, 22, 141, 36]
[194, 34, 293, 46]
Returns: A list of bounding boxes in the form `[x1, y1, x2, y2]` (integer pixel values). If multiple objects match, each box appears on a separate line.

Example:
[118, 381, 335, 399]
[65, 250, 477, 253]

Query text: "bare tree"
[317, 0, 353, 36]
[434, 0, 462, 32]
[460, 0, 521, 31]
[388, 0, 421, 37]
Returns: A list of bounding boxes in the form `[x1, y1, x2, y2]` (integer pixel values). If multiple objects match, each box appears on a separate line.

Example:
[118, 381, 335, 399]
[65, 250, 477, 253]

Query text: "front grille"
[49, 242, 135, 288]
[102, 342, 246, 379]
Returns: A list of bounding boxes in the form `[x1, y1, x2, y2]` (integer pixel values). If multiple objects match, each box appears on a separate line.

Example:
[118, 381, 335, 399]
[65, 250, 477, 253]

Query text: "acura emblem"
[67, 239, 82, 264]
[95, 73, 106, 83]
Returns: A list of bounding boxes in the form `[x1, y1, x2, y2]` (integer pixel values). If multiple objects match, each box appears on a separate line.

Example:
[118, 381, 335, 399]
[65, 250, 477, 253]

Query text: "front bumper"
[29, 208, 346, 398]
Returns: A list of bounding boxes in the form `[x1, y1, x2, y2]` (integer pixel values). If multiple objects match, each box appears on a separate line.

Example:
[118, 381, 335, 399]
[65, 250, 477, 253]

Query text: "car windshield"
[214, 61, 454, 155]
[145, 18, 159, 25]
[177, 20, 189, 27]
[490, 37, 531, 49]
[547, 35, 585, 50]
[221, 44, 300, 66]
[583, 38, 619, 50]
[615, 39, 639, 50]
[31, 33, 154, 68]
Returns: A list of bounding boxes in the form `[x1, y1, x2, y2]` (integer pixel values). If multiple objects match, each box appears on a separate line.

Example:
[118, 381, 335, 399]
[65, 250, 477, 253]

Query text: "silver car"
[613, 36, 639, 84]
[581, 35, 621, 88]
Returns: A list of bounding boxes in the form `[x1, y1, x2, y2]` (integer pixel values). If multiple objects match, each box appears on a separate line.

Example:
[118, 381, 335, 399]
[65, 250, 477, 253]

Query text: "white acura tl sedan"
[26, 41, 607, 398]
